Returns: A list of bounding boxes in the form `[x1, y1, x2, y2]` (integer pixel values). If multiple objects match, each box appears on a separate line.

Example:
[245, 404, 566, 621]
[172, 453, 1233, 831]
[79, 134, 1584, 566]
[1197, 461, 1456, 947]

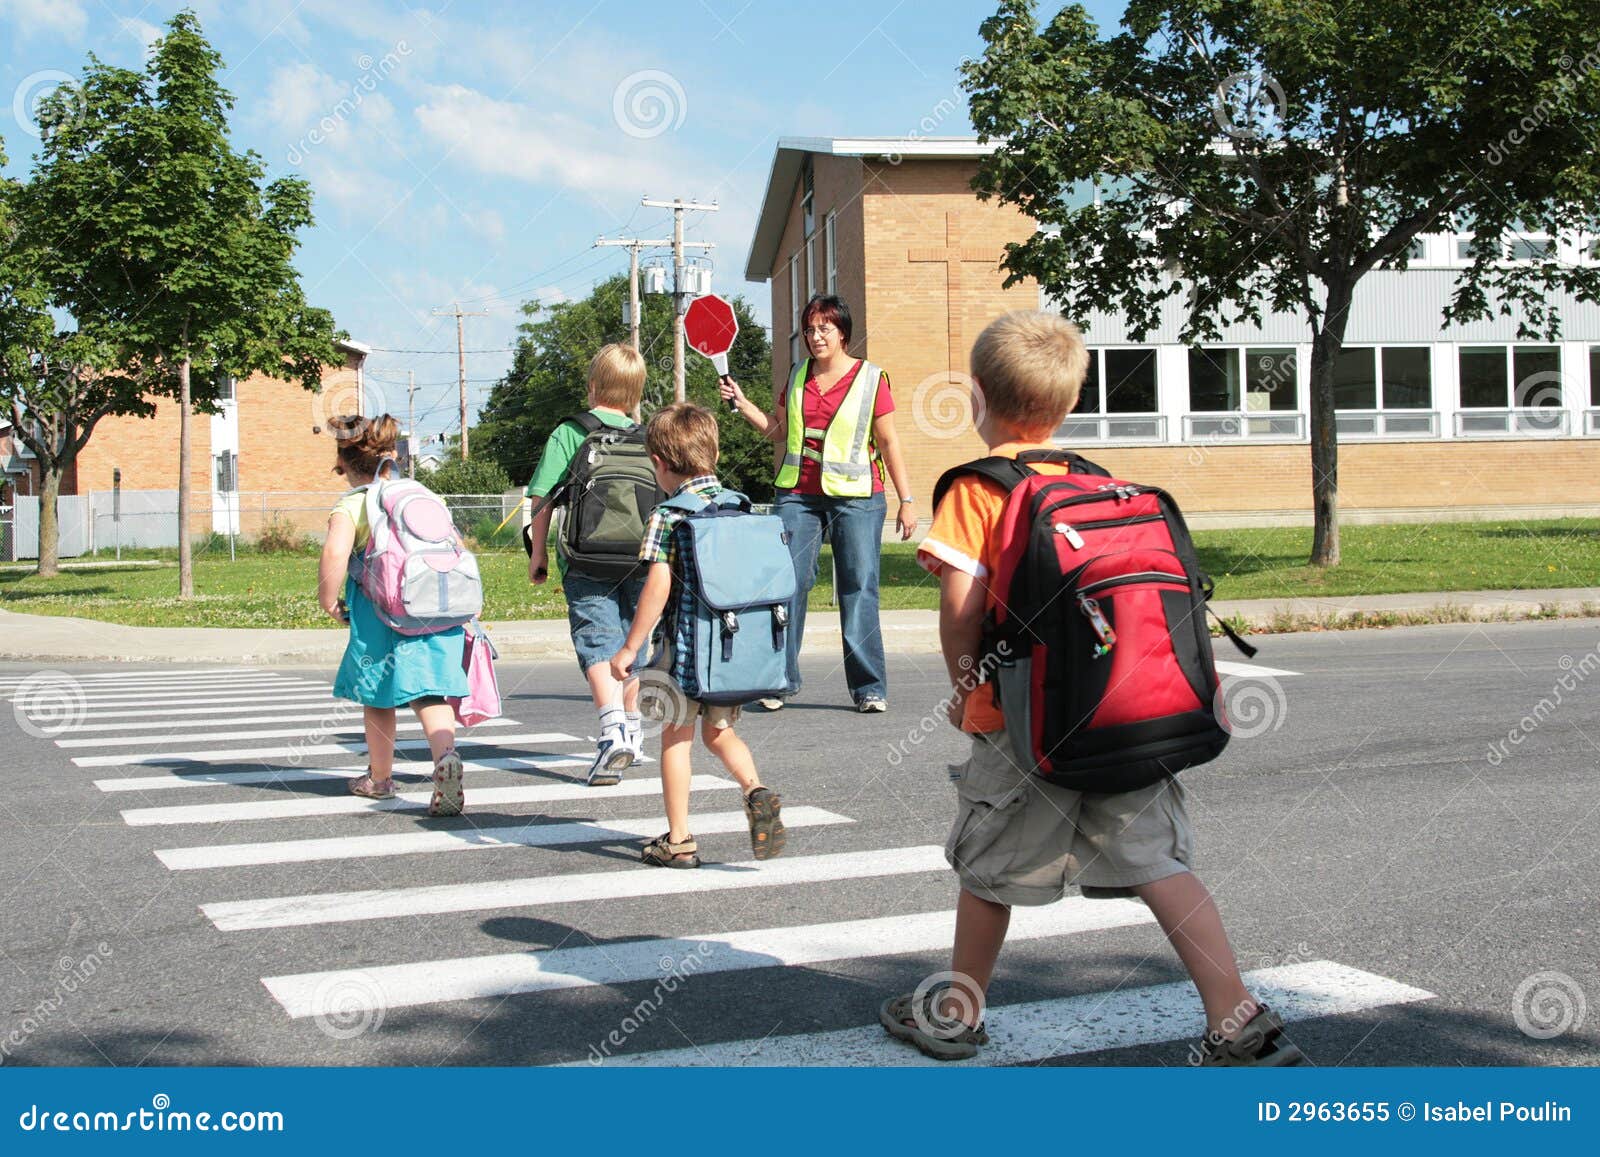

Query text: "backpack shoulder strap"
[932, 456, 1035, 511]
[1013, 448, 1111, 476]
[658, 492, 712, 515]
[565, 411, 607, 437]
[713, 490, 752, 512]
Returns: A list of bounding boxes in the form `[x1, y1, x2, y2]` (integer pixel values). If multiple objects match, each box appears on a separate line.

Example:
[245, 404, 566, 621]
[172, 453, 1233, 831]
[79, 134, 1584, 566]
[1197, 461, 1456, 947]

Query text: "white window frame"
[1058, 347, 1165, 443]
[1453, 343, 1569, 436]
[824, 211, 837, 294]
[788, 256, 801, 371]
[1333, 345, 1440, 438]
[1182, 345, 1305, 441]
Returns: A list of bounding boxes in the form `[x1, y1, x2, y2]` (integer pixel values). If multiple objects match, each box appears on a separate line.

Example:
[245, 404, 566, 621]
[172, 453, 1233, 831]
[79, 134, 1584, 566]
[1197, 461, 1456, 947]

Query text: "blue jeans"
[773, 491, 888, 703]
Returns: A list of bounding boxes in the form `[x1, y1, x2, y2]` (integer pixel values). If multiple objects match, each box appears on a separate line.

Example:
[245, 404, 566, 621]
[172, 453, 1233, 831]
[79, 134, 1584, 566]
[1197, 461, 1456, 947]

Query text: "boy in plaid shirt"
[610, 403, 785, 869]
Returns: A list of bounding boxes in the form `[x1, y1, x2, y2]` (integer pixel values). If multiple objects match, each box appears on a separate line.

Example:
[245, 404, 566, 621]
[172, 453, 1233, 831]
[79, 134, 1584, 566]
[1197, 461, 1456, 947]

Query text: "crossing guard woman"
[720, 294, 917, 711]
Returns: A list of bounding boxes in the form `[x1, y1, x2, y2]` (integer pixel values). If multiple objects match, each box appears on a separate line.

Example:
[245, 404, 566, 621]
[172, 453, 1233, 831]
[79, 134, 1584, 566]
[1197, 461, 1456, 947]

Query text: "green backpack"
[531, 412, 665, 580]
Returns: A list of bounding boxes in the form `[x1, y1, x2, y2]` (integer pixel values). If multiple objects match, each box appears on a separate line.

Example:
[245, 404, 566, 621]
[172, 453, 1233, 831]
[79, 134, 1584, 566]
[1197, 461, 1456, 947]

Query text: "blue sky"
[0, 0, 1126, 440]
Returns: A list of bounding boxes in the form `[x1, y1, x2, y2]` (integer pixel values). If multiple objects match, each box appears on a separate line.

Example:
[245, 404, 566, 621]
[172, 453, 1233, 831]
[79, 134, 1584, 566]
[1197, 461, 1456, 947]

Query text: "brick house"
[744, 137, 1600, 526]
[2, 339, 371, 547]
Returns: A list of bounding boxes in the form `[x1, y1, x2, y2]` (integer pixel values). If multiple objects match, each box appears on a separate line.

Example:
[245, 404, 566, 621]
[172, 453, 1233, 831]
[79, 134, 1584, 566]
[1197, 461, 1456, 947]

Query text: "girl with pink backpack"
[317, 413, 487, 815]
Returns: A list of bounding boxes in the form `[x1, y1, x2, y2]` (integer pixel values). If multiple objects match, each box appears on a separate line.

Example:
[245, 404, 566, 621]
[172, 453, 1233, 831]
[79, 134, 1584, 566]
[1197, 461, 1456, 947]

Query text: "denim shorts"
[563, 568, 646, 674]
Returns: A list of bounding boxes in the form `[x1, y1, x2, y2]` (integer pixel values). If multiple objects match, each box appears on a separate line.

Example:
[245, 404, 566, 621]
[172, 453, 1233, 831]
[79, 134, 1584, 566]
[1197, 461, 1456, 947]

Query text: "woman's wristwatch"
[898, 497, 914, 505]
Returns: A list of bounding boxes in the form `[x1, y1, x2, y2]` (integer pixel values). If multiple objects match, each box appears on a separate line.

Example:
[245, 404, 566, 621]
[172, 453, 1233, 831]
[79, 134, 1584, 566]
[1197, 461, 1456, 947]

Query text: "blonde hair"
[588, 343, 647, 410]
[645, 403, 719, 476]
[969, 311, 1088, 438]
[330, 413, 400, 477]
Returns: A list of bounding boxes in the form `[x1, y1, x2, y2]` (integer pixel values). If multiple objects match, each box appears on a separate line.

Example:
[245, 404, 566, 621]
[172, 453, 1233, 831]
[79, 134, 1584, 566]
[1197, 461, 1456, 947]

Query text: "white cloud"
[0, 0, 86, 40]
[414, 84, 675, 197]
[119, 17, 162, 57]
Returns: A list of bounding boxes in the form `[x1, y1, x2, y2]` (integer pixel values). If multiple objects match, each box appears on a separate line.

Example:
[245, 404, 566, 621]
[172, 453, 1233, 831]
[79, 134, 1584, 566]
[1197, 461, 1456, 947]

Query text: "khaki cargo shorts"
[945, 728, 1194, 907]
[641, 638, 742, 731]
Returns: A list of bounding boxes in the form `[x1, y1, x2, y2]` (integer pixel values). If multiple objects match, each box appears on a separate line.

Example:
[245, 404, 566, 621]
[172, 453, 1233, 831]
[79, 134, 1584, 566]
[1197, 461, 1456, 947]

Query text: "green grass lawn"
[3, 519, 1597, 630]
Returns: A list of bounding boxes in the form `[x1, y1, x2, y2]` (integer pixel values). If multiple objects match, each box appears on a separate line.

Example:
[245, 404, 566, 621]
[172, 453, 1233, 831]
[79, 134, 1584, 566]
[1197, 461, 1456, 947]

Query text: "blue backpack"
[654, 490, 796, 706]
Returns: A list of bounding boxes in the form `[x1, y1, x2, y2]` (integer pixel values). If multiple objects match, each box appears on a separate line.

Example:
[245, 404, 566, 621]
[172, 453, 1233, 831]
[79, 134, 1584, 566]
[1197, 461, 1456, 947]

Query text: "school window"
[788, 256, 801, 369]
[218, 374, 237, 403]
[806, 236, 816, 301]
[1185, 347, 1301, 439]
[213, 450, 236, 493]
[1060, 349, 1163, 441]
[1507, 237, 1555, 262]
[1456, 345, 1567, 435]
[824, 211, 837, 294]
[1333, 346, 1436, 435]
[1588, 346, 1600, 434]
[801, 159, 815, 239]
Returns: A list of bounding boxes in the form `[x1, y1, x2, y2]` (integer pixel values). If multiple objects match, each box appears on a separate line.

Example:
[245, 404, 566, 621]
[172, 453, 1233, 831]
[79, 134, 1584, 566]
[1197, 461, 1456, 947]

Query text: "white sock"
[624, 711, 642, 743]
[598, 705, 626, 737]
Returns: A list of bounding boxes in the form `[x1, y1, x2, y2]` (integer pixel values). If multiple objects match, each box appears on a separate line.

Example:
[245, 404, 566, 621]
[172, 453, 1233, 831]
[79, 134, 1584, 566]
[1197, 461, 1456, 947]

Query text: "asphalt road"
[1, 619, 1597, 1067]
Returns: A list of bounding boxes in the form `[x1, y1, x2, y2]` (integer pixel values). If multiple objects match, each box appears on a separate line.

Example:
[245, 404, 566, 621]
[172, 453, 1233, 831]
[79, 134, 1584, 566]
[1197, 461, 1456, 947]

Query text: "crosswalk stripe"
[96, 752, 590, 793]
[70, 698, 347, 721]
[158, 805, 849, 871]
[42, 690, 337, 712]
[8, 674, 308, 693]
[19, 680, 330, 706]
[68, 710, 380, 733]
[57, 716, 520, 748]
[262, 901, 1157, 1018]
[206, 837, 910, 930]
[572, 961, 1435, 1067]
[1215, 660, 1300, 678]
[122, 773, 737, 826]
[74, 729, 575, 768]
[0, 667, 262, 683]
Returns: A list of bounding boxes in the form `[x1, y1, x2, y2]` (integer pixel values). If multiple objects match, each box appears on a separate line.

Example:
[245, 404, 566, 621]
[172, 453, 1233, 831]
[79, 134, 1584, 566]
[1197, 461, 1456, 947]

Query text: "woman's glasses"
[803, 324, 837, 338]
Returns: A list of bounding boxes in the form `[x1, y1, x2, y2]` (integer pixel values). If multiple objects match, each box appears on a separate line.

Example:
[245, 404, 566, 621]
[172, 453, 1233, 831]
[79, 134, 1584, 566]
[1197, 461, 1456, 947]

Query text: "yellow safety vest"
[774, 358, 883, 497]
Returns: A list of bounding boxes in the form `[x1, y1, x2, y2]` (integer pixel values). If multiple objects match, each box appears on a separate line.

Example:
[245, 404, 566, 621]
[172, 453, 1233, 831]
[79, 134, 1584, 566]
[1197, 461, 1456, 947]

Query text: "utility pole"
[641, 197, 719, 401]
[406, 370, 418, 478]
[598, 231, 716, 364]
[432, 302, 488, 459]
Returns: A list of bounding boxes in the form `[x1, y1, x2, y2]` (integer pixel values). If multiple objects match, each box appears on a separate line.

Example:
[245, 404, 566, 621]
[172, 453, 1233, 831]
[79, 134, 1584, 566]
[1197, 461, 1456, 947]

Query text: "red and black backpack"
[932, 449, 1257, 794]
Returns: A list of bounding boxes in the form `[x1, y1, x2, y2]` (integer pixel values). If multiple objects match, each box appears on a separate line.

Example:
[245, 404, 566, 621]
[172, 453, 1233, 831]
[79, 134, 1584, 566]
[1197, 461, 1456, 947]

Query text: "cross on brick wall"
[907, 210, 1006, 373]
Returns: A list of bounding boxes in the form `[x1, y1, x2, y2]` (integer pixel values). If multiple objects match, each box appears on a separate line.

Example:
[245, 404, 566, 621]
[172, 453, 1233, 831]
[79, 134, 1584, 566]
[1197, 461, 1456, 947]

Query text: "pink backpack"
[351, 464, 484, 636]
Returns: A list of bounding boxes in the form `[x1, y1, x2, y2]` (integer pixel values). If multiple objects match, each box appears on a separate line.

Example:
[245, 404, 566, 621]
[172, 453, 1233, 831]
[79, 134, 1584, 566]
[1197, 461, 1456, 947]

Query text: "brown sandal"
[348, 771, 395, 799]
[641, 832, 700, 869]
[879, 988, 989, 1061]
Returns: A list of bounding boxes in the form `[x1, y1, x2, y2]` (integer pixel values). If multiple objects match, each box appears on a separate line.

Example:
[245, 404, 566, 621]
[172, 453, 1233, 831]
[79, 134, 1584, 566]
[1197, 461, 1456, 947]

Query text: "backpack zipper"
[1078, 570, 1188, 596]
[1053, 513, 1164, 550]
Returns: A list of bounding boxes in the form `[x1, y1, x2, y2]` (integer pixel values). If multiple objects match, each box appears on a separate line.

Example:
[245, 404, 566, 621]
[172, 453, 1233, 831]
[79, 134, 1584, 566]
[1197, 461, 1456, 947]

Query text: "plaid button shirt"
[638, 474, 722, 568]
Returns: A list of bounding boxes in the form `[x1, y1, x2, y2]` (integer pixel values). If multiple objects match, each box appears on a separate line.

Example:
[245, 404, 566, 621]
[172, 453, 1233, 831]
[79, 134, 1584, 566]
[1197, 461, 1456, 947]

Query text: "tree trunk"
[1307, 280, 1355, 568]
[36, 463, 62, 578]
[178, 352, 194, 598]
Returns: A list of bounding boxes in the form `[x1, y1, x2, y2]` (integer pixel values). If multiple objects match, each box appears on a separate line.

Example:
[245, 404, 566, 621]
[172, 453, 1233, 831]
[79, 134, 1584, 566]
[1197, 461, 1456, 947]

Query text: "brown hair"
[801, 294, 852, 344]
[969, 311, 1088, 438]
[645, 402, 719, 477]
[589, 343, 647, 409]
[330, 413, 401, 478]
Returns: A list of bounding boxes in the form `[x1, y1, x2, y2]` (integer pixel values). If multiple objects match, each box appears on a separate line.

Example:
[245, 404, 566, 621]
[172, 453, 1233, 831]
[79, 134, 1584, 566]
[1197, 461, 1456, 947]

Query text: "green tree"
[0, 137, 160, 576]
[964, 0, 1600, 565]
[476, 274, 775, 500]
[17, 10, 340, 595]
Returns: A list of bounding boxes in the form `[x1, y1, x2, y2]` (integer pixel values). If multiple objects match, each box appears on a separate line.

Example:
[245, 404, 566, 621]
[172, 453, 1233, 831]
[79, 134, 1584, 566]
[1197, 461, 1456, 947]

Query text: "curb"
[3, 592, 1598, 666]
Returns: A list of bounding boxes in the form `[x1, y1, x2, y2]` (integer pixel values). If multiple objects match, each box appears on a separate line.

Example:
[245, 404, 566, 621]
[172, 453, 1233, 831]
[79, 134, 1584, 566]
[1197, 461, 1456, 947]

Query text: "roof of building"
[744, 136, 1001, 282]
[335, 338, 372, 359]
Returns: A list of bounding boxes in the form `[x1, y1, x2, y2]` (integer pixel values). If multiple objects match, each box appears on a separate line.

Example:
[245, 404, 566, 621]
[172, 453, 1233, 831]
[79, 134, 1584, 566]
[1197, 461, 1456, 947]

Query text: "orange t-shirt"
[916, 442, 1073, 733]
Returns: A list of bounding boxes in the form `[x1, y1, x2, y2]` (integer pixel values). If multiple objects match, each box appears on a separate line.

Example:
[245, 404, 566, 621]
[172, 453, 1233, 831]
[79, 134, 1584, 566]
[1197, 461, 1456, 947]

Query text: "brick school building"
[743, 137, 1599, 527]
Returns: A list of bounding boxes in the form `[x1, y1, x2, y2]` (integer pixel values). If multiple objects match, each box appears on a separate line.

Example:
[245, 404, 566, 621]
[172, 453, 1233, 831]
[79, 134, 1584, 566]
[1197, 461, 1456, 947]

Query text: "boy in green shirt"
[526, 344, 648, 785]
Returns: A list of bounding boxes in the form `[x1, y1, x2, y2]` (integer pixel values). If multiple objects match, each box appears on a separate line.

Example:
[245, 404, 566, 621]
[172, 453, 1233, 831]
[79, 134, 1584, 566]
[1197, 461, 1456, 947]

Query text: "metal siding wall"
[1063, 269, 1600, 345]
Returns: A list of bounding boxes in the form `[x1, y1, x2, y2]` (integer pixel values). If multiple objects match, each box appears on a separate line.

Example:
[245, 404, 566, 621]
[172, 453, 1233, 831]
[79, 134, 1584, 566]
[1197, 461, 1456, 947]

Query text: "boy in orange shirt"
[879, 311, 1301, 1066]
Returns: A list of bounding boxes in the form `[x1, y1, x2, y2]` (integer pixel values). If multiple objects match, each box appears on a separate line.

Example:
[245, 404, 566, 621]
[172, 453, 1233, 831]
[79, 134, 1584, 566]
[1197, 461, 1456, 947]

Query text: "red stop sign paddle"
[684, 292, 739, 375]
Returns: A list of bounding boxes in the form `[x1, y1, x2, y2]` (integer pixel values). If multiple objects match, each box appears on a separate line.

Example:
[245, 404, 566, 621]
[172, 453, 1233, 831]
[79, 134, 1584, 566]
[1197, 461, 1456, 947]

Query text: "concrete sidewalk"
[2, 588, 1596, 666]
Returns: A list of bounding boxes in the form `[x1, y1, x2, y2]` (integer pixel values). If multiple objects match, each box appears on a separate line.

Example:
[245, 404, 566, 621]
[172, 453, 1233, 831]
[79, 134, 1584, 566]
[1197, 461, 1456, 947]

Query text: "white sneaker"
[757, 697, 785, 711]
[587, 727, 629, 786]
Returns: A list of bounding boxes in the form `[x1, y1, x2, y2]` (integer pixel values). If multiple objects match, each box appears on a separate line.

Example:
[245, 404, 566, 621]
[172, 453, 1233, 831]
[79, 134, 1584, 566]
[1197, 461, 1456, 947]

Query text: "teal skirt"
[333, 579, 469, 708]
